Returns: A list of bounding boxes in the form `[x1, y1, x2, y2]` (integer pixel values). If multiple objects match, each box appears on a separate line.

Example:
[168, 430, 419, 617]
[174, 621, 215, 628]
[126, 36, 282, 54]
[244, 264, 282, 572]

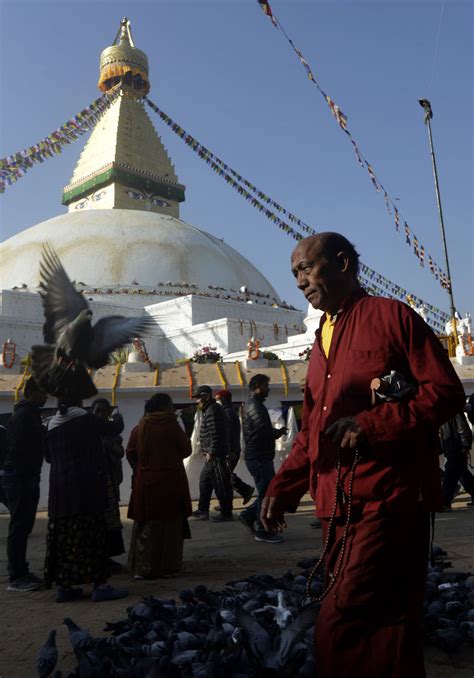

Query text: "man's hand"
[325, 417, 365, 449]
[260, 496, 287, 534]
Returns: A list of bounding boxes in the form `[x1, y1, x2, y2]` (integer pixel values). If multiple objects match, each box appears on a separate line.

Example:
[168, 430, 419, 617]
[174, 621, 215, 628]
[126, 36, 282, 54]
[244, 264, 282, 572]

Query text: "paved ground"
[0, 494, 473, 677]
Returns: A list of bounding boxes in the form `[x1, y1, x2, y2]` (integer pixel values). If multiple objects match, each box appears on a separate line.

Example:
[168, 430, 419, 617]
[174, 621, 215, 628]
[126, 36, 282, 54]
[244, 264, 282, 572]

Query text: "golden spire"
[98, 18, 150, 96]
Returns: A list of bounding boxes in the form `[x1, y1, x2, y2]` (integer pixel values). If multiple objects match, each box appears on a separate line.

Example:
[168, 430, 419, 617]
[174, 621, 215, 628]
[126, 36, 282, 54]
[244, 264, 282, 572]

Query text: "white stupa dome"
[0, 209, 281, 303]
[0, 19, 284, 310]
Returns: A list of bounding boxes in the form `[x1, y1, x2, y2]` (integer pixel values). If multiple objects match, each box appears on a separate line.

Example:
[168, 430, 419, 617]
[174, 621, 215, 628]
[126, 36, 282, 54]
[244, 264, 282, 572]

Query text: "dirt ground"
[0, 494, 473, 677]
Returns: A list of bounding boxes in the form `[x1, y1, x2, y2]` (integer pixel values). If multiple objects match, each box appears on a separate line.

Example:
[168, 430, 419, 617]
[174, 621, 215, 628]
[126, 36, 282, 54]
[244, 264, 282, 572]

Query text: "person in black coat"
[239, 374, 286, 543]
[3, 377, 47, 592]
[192, 385, 234, 522]
[440, 410, 474, 509]
[215, 389, 254, 505]
[43, 397, 128, 603]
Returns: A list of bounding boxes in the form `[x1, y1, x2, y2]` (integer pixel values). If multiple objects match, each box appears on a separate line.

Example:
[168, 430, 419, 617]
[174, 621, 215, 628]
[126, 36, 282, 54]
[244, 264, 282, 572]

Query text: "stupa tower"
[62, 18, 185, 217]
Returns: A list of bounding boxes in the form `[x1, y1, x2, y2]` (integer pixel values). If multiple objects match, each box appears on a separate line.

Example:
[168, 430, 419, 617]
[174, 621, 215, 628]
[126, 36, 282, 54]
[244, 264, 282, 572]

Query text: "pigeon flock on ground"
[36, 548, 473, 677]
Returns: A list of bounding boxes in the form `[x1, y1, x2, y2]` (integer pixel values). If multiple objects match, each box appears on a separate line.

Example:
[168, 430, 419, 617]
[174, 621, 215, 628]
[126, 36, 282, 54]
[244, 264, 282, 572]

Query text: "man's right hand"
[260, 496, 287, 534]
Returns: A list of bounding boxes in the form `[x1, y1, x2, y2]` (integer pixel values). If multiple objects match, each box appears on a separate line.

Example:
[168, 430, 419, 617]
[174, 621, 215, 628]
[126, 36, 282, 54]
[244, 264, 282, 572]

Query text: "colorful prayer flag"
[258, 0, 278, 28]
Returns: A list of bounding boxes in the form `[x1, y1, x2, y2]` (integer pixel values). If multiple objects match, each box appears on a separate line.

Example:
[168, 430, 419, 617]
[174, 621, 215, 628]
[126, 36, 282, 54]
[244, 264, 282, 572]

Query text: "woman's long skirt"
[44, 513, 110, 587]
[128, 518, 191, 578]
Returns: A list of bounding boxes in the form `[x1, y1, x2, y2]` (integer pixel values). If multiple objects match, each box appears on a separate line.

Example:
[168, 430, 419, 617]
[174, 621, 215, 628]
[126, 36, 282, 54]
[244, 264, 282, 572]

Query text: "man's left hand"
[325, 417, 365, 449]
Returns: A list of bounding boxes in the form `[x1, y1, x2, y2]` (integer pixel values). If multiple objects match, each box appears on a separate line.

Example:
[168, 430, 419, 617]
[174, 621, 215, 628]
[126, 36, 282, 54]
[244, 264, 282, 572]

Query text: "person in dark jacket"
[239, 375, 286, 543]
[466, 393, 474, 426]
[440, 410, 474, 509]
[91, 398, 126, 572]
[215, 389, 254, 505]
[3, 377, 47, 592]
[0, 424, 9, 508]
[43, 397, 128, 603]
[192, 385, 234, 522]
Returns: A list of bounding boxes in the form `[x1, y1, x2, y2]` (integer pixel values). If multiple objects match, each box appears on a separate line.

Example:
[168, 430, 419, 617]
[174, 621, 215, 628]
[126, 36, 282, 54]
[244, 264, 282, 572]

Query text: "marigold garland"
[185, 361, 194, 399]
[280, 360, 289, 397]
[153, 364, 159, 387]
[235, 360, 245, 386]
[2, 340, 16, 369]
[111, 363, 121, 407]
[215, 362, 227, 388]
[14, 355, 30, 402]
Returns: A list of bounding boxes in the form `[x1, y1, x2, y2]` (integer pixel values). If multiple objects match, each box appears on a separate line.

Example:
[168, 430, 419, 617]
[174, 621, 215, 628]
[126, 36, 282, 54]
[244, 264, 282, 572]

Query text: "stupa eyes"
[92, 191, 106, 202]
[126, 189, 146, 201]
[125, 189, 170, 208]
[150, 197, 170, 208]
[75, 200, 88, 210]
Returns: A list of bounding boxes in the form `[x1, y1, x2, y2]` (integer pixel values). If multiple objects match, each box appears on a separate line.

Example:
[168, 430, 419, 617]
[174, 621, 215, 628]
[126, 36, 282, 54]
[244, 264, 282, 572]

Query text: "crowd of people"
[0, 231, 472, 677]
[0, 365, 293, 599]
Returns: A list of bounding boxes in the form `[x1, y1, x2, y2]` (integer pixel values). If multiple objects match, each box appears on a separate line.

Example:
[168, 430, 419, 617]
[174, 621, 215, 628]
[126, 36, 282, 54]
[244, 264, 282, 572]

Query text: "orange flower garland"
[186, 361, 194, 399]
[215, 362, 227, 388]
[280, 360, 289, 397]
[111, 363, 121, 407]
[2, 340, 16, 369]
[235, 360, 244, 386]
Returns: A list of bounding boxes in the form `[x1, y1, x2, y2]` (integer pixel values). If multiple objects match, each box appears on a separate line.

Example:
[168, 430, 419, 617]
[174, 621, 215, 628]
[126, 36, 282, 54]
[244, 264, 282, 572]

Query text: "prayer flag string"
[145, 97, 449, 332]
[0, 90, 120, 194]
[255, 0, 451, 293]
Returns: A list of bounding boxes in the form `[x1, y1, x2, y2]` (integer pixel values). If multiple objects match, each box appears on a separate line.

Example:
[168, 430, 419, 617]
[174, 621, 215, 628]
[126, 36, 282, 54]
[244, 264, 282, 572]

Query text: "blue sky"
[1, 0, 472, 317]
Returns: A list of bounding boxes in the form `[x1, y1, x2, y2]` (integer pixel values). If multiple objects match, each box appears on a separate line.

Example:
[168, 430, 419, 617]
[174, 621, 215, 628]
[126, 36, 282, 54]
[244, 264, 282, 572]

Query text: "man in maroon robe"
[261, 232, 465, 678]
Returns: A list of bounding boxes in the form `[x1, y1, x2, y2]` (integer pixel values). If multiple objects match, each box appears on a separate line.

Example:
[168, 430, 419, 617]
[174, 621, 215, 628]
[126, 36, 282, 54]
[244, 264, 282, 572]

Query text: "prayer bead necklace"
[305, 449, 360, 603]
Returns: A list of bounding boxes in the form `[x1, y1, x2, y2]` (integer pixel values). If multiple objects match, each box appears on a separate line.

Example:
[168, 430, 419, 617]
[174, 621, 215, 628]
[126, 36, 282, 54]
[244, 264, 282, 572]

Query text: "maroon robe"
[266, 289, 465, 677]
[127, 413, 192, 522]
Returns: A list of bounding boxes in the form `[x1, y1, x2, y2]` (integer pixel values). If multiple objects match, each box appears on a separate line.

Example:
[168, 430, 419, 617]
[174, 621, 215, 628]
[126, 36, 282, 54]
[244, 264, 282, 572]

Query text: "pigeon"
[236, 603, 317, 671]
[31, 245, 155, 398]
[64, 617, 95, 661]
[36, 629, 58, 677]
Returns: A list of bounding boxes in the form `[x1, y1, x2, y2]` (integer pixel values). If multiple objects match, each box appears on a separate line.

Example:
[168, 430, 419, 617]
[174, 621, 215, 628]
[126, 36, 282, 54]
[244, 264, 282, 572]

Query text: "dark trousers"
[198, 457, 233, 514]
[316, 507, 430, 678]
[443, 450, 474, 505]
[241, 459, 275, 533]
[227, 452, 253, 500]
[4, 475, 40, 581]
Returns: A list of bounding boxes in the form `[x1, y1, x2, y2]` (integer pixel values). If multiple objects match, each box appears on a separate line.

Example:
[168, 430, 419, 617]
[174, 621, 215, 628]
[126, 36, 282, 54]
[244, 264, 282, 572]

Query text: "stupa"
[0, 18, 305, 366]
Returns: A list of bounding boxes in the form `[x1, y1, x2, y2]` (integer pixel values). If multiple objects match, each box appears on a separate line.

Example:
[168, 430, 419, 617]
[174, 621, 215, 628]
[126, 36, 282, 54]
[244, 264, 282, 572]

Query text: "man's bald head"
[290, 232, 361, 313]
[292, 232, 360, 276]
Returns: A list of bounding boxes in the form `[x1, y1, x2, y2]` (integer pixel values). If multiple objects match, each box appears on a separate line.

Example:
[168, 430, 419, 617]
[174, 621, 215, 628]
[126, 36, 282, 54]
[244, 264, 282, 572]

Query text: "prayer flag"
[258, 0, 278, 28]
[365, 162, 379, 191]
[293, 44, 315, 81]
[404, 222, 411, 246]
[394, 207, 400, 231]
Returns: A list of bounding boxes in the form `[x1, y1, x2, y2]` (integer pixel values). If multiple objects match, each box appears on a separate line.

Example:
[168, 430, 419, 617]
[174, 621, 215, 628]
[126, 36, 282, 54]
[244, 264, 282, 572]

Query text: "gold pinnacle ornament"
[98, 17, 150, 95]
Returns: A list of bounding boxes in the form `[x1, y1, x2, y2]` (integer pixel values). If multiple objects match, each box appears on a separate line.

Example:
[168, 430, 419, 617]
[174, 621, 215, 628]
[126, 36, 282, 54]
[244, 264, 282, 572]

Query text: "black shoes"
[192, 510, 210, 520]
[210, 512, 234, 522]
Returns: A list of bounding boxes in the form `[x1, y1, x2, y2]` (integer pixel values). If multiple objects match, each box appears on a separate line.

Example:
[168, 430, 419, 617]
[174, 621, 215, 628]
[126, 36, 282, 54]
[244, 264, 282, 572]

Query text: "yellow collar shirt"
[321, 312, 338, 358]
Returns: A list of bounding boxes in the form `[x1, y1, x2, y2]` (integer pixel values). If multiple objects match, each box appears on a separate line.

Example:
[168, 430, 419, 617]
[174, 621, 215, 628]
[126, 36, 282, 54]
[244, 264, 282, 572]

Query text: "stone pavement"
[0, 495, 473, 677]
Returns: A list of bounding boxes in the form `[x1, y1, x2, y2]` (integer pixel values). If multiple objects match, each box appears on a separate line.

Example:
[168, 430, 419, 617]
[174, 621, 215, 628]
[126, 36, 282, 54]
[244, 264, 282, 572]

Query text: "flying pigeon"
[31, 245, 155, 399]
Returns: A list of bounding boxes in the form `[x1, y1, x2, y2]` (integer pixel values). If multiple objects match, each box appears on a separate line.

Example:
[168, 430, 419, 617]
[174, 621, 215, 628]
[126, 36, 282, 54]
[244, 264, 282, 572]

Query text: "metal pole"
[418, 98, 458, 346]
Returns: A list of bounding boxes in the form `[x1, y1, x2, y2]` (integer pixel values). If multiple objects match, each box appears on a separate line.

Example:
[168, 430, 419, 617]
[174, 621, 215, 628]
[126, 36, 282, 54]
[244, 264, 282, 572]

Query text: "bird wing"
[86, 315, 155, 369]
[39, 245, 89, 343]
[276, 604, 317, 665]
[234, 608, 272, 663]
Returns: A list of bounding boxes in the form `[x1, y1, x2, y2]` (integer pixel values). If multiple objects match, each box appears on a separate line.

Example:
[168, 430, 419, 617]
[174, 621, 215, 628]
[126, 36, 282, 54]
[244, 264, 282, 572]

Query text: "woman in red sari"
[127, 393, 192, 579]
